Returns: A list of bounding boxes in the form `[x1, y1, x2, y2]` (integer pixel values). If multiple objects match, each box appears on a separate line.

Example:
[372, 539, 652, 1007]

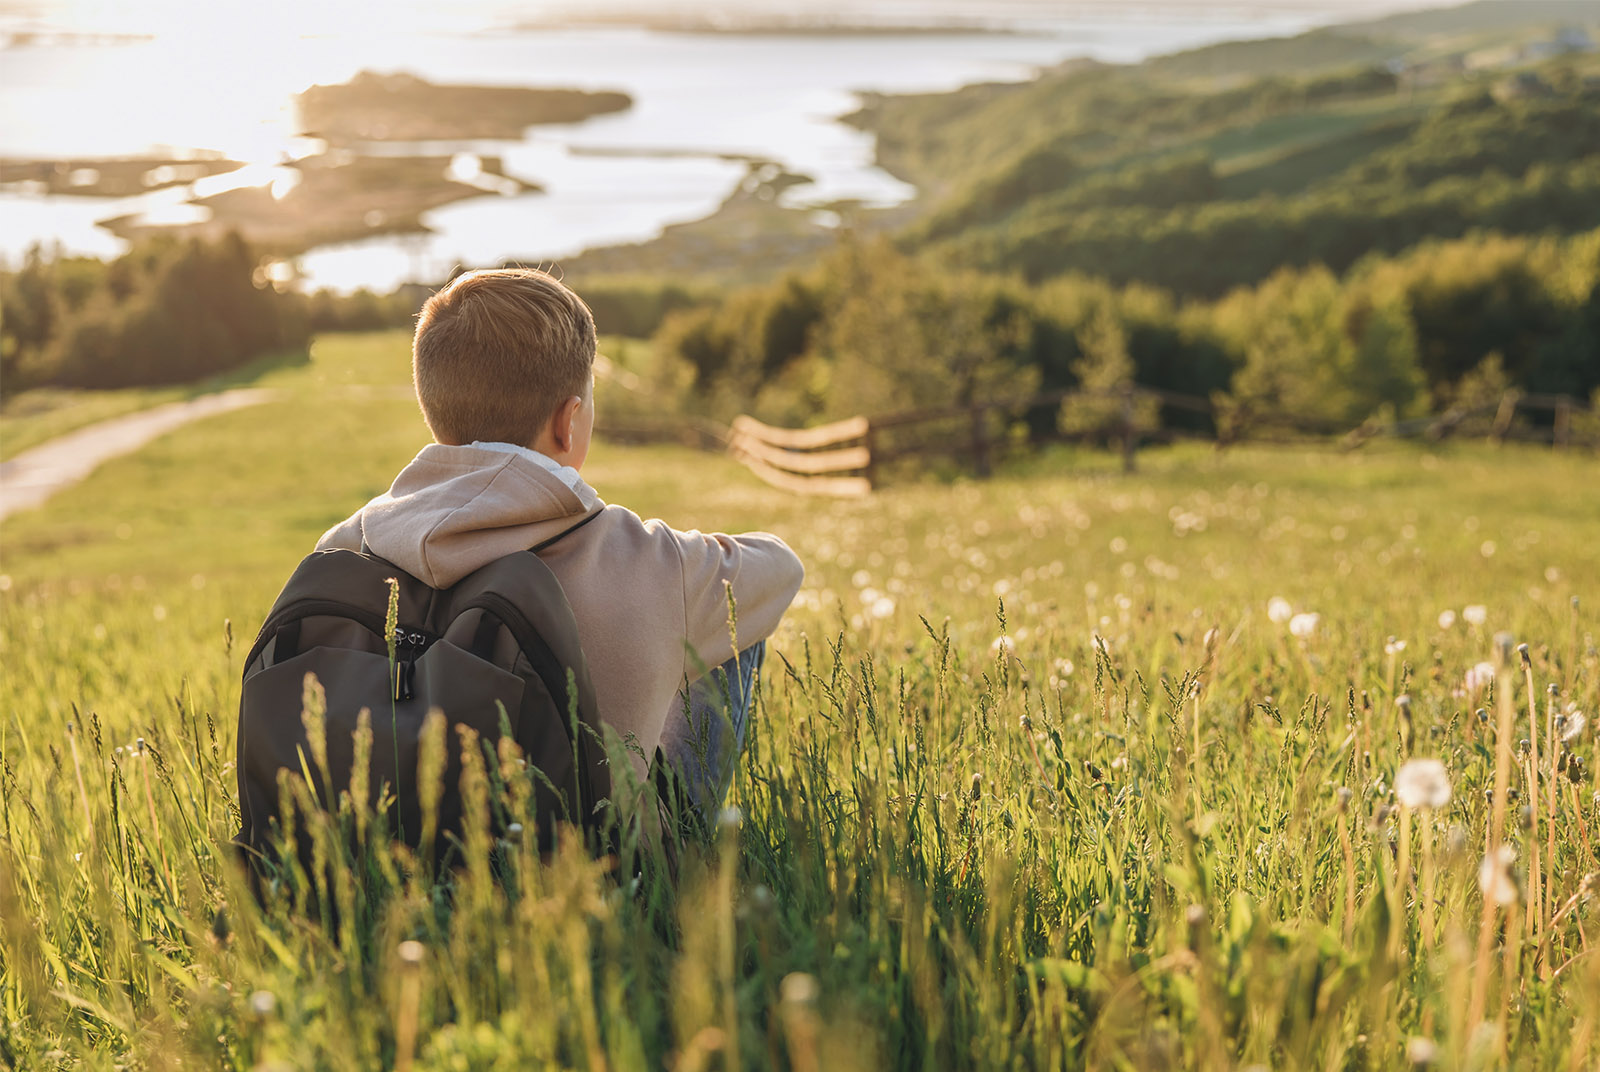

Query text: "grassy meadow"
[2, 330, 1599, 1069]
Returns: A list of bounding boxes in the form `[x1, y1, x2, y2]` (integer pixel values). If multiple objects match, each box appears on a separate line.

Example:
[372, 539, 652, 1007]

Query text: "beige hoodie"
[316, 443, 804, 772]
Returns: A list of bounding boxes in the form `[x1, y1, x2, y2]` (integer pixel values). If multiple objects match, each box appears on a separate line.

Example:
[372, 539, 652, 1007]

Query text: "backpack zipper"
[391, 626, 429, 702]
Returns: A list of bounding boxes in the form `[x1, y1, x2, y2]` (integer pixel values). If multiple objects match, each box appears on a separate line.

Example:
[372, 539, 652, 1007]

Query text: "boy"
[314, 268, 804, 818]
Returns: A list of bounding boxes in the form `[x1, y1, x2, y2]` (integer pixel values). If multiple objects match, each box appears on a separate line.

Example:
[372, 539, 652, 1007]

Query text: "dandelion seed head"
[1478, 846, 1518, 905]
[1395, 759, 1451, 809]
[1289, 612, 1320, 638]
[781, 972, 819, 1005]
[1562, 704, 1586, 742]
[1463, 604, 1488, 626]
[398, 940, 426, 965]
[1406, 1036, 1438, 1066]
[1464, 662, 1496, 693]
[1267, 597, 1293, 624]
[249, 990, 277, 1017]
[1385, 637, 1405, 655]
[1437, 609, 1456, 629]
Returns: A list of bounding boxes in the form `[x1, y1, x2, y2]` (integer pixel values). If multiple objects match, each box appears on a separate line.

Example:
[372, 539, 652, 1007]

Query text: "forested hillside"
[848, 2, 1600, 297]
[632, 2, 1600, 435]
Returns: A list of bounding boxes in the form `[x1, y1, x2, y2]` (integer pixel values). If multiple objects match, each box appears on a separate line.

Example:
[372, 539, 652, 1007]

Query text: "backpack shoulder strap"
[530, 508, 603, 554]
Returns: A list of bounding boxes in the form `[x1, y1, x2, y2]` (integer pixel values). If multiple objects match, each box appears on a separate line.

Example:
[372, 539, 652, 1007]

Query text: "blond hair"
[413, 268, 596, 446]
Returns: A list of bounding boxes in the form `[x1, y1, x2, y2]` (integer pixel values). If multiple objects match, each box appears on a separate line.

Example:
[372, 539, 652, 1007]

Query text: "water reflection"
[0, 16, 1321, 288]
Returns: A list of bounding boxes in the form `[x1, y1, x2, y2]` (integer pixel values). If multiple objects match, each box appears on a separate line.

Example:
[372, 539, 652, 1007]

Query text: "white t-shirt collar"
[469, 441, 583, 491]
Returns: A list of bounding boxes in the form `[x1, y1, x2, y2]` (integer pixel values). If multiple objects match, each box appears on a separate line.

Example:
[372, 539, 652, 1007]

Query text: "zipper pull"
[392, 626, 418, 702]
[398, 657, 417, 702]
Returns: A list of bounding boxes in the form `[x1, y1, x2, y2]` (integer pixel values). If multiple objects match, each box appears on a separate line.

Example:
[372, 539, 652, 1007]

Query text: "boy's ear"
[551, 394, 583, 452]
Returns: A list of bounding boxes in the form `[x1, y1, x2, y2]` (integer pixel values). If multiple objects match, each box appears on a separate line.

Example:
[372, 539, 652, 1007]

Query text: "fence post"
[970, 404, 992, 479]
[863, 421, 878, 488]
[1120, 384, 1137, 474]
[1491, 391, 1518, 444]
[1554, 398, 1572, 451]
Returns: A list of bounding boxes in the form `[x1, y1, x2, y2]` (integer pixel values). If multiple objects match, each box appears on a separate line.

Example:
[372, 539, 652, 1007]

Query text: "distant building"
[1523, 25, 1596, 61]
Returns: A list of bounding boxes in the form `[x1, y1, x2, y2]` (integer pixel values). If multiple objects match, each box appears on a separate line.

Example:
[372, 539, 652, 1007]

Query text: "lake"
[0, 5, 1409, 290]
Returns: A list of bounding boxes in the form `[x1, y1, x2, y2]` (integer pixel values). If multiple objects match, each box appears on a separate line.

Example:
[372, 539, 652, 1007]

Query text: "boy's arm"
[675, 529, 804, 678]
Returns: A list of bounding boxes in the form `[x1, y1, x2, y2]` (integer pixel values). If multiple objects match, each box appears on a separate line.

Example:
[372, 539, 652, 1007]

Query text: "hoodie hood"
[317, 443, 602, 588]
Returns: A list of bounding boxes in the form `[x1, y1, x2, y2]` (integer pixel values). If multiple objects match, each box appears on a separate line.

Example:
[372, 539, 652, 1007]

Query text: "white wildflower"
[1395, 759, 1452, 810]
[1463, 604, 1488, 627]
[1289, 612, 1320, 638]
[1268, 597, 1294, 624]
[1437, 609, 1456, 629]
[1478, 845, 1518, 906]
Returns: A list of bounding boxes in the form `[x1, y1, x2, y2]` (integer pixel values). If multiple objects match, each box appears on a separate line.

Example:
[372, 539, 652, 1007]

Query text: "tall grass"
[2, 332, 1597, 1069]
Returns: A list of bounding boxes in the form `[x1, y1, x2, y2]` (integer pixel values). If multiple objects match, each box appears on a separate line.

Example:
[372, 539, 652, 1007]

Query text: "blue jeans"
[659, 641, 764, 820]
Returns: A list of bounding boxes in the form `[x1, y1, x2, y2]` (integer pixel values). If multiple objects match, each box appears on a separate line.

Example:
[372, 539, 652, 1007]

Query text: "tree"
[812, 242, 1039, 417]
[1058, 309, 1160, 469]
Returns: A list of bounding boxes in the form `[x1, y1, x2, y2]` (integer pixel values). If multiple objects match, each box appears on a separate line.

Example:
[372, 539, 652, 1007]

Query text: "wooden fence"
[599, 386, 1596, 499]
[726, 414, 873, 498]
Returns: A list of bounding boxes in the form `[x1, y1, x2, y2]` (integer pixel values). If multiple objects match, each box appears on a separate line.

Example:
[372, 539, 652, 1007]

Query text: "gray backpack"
[235, 514, 611, 868]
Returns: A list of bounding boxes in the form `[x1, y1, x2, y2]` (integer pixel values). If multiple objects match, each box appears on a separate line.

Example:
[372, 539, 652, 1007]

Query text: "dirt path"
[0, 388, 279, 523]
